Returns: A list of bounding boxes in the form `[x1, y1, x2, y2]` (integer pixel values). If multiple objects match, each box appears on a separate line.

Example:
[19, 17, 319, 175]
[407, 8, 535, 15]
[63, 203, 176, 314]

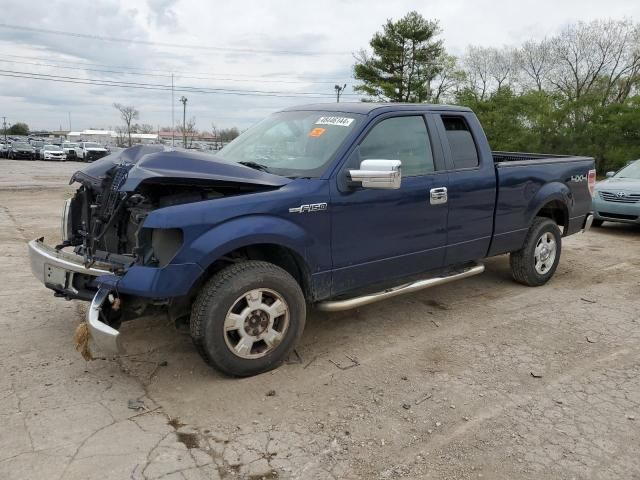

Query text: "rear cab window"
[441, 116, 479, 169]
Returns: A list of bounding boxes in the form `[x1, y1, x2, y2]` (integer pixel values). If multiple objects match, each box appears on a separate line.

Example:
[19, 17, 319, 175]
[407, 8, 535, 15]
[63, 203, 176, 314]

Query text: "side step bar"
[316, 263, 485, 312]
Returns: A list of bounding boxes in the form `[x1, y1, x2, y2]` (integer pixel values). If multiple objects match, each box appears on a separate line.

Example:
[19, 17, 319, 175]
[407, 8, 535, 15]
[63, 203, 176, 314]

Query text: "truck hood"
[71, 144, 291, 191]
[596, 177, 640, 192]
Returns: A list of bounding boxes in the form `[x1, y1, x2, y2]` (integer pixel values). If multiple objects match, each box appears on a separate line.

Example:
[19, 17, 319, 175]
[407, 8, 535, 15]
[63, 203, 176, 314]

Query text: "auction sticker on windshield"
[315, 116, 354, 127]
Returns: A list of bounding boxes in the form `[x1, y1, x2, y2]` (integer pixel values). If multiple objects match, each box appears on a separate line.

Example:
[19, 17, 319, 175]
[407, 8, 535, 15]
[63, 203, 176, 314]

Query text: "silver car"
[592, 160, 640, 227]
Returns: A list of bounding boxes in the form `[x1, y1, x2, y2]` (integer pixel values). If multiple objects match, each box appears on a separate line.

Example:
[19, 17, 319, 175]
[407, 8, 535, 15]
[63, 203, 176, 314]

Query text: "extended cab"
[28, 103, 595, 376]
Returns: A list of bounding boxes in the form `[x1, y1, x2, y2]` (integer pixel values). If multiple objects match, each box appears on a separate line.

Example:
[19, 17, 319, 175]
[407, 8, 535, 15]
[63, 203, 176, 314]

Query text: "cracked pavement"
[1, 159, 639, 479]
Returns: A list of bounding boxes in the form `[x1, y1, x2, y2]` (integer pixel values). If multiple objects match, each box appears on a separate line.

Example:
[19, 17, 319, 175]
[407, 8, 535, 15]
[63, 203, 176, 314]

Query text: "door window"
[359, 116, 435, 176]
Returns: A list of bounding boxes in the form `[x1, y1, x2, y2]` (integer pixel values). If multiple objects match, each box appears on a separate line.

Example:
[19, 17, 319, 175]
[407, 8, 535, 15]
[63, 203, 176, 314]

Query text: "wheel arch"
[197, 242, 313, 301]
[528, 183, 571, 234]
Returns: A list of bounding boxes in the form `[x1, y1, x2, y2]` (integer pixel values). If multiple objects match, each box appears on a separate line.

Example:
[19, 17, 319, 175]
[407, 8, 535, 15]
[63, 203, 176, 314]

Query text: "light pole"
[334, 84, 347, 103]
[179, 96, 187, 147]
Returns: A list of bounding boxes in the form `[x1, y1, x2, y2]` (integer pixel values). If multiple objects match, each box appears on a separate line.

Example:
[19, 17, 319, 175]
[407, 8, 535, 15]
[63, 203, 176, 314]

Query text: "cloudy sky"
[0, 0, 638, 132]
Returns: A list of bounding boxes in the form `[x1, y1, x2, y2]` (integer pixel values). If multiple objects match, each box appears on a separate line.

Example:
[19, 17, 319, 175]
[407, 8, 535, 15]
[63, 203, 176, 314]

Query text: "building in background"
[66, 130, 158, 146]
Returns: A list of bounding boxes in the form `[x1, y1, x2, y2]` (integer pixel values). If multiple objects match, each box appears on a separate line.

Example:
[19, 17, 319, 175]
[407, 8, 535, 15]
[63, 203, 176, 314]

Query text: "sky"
[0, 0, 638, 132]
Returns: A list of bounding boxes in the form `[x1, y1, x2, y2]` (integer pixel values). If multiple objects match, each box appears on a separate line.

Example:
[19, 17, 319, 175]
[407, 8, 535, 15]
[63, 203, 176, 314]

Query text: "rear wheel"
[190, 261, 306, 377]
[510, 217, 562, 287]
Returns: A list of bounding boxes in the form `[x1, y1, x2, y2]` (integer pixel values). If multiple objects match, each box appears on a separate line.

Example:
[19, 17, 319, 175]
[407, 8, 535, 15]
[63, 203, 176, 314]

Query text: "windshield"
[614, 160, 640, 180]
[219, 110, 363, 177]
[13, 142, 31, 149]
[84, 142, 102, 148]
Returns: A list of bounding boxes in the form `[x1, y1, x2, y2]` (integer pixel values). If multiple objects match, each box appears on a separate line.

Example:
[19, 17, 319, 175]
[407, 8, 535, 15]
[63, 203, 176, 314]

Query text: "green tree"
[8, 122, 29, 135]
[354, 11, 445, 102]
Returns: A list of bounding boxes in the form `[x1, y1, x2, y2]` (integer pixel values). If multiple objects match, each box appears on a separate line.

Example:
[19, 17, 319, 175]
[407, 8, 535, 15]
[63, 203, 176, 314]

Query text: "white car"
[41, 145, 67, 161]
[62, 142, 78, 160]
[76, 142, 109, 162]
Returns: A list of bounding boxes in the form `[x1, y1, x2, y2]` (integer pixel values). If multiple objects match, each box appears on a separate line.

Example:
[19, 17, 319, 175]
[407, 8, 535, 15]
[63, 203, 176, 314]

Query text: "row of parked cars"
[0, 138, 110, 162]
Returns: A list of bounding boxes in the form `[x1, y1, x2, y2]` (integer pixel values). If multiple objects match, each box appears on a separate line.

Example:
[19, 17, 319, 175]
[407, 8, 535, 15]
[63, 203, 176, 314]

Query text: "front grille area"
[87, 151, 107, 161]
[598, 211, 638, 220]
[599, 191, 640, 204]
[102, 165, 130, 217]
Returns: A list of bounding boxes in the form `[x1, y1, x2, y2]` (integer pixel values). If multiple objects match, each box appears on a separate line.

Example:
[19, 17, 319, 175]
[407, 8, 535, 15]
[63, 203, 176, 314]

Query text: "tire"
[592, 219, 604, 228]
[510, 217, 562, 287]
[190, 260, 306, 377]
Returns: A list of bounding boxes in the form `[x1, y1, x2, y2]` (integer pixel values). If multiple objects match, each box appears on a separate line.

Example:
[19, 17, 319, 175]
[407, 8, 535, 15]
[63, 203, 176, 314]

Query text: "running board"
[316, 263, 485, 312]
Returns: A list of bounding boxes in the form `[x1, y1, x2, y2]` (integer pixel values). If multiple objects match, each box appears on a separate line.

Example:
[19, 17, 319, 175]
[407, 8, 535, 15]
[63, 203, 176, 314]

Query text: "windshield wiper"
[238, 161, 271, 172]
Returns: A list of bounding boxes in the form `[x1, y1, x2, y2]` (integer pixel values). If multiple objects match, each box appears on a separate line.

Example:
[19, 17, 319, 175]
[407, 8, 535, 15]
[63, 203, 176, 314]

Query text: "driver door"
[329, 114, 449, 296]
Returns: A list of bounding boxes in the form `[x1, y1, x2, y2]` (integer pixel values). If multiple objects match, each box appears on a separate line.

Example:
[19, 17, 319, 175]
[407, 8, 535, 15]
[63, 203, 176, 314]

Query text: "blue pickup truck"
[29, 103, 596, 376]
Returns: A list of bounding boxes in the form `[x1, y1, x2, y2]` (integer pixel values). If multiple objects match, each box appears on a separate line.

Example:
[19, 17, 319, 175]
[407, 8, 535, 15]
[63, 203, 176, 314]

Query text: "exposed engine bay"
[62, 162, 278, 273]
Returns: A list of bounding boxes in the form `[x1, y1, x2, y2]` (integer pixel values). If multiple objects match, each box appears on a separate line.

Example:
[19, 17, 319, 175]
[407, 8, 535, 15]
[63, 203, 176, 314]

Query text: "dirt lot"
[1, 159, 639, 480]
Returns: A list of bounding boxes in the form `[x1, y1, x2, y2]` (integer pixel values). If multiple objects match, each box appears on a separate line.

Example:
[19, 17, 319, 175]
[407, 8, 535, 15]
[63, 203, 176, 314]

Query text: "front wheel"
[510, 217, 562, 287]
[190, 261, 306, 377]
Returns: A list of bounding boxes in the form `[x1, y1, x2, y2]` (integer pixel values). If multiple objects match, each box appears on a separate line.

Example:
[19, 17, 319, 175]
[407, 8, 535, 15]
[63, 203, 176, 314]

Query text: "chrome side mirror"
[605, 171, 615, 178]
[348, 159, 402, 190]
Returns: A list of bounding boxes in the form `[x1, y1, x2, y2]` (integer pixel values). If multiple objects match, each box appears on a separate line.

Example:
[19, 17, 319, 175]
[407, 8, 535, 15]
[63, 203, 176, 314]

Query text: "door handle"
[430, 187, 448, 205]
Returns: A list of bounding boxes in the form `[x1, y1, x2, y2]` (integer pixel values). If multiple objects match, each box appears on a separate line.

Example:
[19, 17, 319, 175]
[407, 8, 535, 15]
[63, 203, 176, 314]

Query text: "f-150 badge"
[288, 203, 328, 214]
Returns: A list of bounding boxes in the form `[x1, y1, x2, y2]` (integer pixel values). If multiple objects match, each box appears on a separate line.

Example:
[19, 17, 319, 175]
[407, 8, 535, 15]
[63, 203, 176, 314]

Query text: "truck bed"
[493, 151, 590, 165]
[489, 152, 595, 257]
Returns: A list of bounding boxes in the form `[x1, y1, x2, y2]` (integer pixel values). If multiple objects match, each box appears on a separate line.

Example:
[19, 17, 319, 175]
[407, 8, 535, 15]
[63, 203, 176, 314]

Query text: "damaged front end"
[29, 145, 290, 357]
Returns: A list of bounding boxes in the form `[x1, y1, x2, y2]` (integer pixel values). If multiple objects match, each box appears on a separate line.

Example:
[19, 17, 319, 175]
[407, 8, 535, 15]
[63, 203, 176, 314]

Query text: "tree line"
[112, 103, 239, 148]
[354, 12, 640, 172]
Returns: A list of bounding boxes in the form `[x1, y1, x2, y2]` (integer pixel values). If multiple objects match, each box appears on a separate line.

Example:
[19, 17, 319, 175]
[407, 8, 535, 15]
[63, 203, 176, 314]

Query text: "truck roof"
[282, 102, 472, 115]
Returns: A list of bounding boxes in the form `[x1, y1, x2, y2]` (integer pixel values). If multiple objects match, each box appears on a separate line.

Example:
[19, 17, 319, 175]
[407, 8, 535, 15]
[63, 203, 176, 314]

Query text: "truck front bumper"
[87, 288, 123, 356]
[29, 238, 123, 356]
[28, 238, 113, 298]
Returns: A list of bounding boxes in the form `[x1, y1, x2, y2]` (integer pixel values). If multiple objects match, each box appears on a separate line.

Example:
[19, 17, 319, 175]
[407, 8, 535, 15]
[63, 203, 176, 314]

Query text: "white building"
[66, 129, 158, 146]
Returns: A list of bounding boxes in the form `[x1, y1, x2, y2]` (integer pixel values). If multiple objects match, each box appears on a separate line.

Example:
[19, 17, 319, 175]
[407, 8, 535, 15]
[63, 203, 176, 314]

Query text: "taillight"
[588, 169, 596, 195]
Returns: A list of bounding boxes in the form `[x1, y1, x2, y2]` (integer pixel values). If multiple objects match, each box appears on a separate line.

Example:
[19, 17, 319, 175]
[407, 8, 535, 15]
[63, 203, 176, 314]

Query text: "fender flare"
[525, 181, 571, 227]
[185, 215, 316, 274]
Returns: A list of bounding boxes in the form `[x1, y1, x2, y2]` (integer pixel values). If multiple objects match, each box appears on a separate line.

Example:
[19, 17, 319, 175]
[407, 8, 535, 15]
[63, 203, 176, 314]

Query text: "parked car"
[76, 142, 109, 162]
[41, 144, 67, 161]
[8, 142, 36, 160]
[28, 103, 595, 377]
[0, 142, 8, 158]
[592, 159, 640, 227]
[62, 142, 78, 160]
[30, 140, 46, 159]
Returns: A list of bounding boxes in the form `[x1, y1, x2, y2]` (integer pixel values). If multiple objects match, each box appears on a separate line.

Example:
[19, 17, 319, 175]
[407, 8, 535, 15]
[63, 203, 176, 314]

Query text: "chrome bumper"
[29, 238, 111, 284]
[29, 239, 123, 356]
[88, 288, 123, 356]
[582, 213, 594, 232]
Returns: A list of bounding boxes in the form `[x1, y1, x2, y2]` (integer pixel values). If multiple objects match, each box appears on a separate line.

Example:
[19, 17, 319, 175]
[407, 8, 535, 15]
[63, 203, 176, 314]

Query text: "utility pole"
[171, 73, 175, 147]
[179, 96, 188, 148]
[334, 83, 347, 103]
[68, 112, 72, 131]
[2, 116, 7, 143]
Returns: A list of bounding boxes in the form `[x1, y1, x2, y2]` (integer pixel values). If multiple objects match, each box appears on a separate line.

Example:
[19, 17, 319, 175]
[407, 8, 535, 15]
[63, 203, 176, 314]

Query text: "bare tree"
[211, 123, 219, 149]
[113, 103, 140, 147]
[463, 46, 492, 99]
[489, 47, 518, 91]
[178, 117, 197, 148]
[518, 39, 554, 91]
[135, 123, 155, 134]
[114, 126, 127, 147]
[430, 54, 465, 103]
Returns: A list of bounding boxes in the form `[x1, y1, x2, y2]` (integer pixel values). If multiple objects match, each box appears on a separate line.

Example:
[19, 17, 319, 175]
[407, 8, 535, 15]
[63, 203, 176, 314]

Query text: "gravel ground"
[1, 159, 639, 480]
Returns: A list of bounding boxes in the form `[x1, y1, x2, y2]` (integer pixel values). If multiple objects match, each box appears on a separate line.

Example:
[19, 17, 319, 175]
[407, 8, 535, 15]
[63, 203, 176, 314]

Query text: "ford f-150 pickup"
[28, 103, 596, 376]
